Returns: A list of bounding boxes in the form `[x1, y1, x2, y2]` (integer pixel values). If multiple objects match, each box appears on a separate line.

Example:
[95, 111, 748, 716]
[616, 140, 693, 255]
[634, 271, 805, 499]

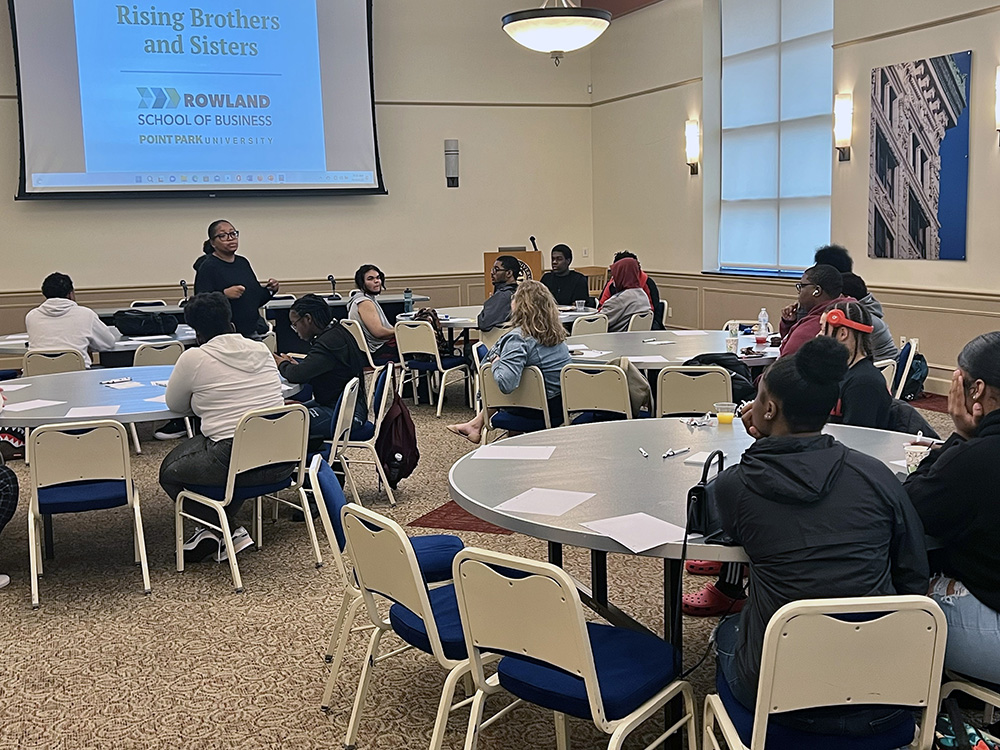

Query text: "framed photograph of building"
[868, 51, 970, 261]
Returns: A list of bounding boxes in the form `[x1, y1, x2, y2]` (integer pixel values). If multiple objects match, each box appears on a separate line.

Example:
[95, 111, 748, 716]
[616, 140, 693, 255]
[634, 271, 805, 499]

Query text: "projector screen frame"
[7, 0, 387, 200]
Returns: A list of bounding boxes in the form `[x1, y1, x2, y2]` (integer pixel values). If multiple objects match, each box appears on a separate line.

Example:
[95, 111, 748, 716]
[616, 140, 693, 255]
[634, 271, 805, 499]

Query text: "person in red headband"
[818, 300, 892, 429]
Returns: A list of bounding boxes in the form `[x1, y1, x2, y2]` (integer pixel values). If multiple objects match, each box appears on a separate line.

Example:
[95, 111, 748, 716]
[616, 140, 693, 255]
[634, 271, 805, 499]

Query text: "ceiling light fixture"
[502, 0, 611, 66]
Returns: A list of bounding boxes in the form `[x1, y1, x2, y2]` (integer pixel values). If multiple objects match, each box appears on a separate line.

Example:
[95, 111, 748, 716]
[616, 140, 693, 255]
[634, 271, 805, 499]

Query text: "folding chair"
[480, 361, 551, 444]
[395, 320, 471, 418]
[657, 299, 670, 328]
[874, 359, 897, 392]
[941, 672, 1000, 728]
[570, 313, 609, 336]
[323, 377, 361, 504]
[308, 456, 463, 710]
[627, 311, 654, 332]
[560, 362, 633, 425]
[703, 595, 947, 750]
[22, 349, 86, 376]
[451, 547, 697, 750]
[343, 365, 397, 506]
[656, 366, 732, 416]
[478, 321, 514, 351]
[340, 318, 379, 398]
[174, 403, 317, 592]
[340, 504, 479, 750]
[28, 420, 151, 608]
[130, 341, 192, 452]
[892, 338, 918, 400]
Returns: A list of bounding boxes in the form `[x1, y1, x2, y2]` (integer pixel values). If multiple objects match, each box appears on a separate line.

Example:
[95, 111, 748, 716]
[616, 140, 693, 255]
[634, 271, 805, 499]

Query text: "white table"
[567, 330, 780, 369]
[0, 326, 197, 359]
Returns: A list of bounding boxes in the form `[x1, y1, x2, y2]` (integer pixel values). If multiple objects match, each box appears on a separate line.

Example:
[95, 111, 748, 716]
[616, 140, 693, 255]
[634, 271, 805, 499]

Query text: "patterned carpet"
[0, 382, 954, 750]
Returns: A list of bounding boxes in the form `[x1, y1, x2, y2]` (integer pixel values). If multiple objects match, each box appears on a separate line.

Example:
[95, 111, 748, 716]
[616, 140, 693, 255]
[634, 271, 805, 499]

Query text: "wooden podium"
[483, 249, 544, 293]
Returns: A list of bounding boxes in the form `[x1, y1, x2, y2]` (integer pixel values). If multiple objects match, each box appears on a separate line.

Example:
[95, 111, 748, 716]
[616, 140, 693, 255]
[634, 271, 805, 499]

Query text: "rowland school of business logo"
[137, 87, 181, 108]
[137, 88, 271, 109]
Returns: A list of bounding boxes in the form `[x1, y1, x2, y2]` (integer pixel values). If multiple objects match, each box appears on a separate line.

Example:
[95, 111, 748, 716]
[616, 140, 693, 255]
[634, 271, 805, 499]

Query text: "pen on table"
[99, 377, 132, 385]
[663, 447, 691, 459]
[642, 338, 657, 343]
[638, 447, 649, 458]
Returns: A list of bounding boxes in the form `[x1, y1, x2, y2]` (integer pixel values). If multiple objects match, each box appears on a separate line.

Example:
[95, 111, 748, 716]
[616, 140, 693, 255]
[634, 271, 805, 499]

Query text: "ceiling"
[591, 0, 665, 18]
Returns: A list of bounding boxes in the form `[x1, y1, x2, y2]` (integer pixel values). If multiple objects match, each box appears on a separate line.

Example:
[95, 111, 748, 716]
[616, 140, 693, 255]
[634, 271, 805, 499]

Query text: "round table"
[567, 330, 779, 368]
[0, 325, 197, 358]
[398, 304, 594, 330]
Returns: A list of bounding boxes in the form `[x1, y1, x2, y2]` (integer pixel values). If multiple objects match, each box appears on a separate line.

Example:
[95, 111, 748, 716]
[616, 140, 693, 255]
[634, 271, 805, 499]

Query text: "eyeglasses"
[213, 230, 239, 240]
[795, 282, 818, 292]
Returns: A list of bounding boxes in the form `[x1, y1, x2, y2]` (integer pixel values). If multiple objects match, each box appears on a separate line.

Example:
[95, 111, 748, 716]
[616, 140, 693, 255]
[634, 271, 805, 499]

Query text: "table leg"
[547, 541, 562, 567]
[43, 514, 54, 560]
[664, 558, 684, 750]
[591, 550, 608, 605]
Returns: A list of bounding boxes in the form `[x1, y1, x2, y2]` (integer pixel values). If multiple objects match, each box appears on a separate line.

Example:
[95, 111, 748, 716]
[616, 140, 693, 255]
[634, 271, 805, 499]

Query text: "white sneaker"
[0, 574, 9, 589]
[215, 526, 254, 562]
[183, 526, 221, 563]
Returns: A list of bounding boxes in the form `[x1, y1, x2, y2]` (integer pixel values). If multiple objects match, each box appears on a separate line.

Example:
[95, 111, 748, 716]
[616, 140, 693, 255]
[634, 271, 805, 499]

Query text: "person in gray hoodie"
[840, 272, 898, 361]
[159, 293, 293, 563]
[25, 273, 116, 367]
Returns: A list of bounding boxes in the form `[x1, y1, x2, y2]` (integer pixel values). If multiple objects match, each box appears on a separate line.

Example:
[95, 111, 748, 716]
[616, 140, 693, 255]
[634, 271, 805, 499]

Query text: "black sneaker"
[183, 526, 221, 563]
[154, 419, 188, 440]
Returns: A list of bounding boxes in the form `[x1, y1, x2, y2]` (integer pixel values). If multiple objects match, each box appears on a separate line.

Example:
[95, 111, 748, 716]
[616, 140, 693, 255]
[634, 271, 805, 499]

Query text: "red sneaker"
[682, 583, 746, 617]
[685, 560, 722, 576]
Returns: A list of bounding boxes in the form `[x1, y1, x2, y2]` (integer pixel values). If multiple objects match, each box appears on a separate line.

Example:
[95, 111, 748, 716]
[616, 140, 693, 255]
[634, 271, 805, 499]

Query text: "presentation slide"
[9, 0, 385, 197]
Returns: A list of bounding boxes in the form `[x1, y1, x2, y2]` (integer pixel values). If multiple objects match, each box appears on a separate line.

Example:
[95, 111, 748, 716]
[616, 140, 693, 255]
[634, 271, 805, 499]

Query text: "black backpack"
[900, 353, 929, 401]
[374, 369, 420, 489]
[113, 309, 178, 337]
[682, 352, 756, 403]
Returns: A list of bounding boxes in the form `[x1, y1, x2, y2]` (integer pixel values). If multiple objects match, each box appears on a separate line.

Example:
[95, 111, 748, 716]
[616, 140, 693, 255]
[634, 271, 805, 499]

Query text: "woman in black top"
[275, 295, 368, 450]
[905, 332, 1000, 683]
[194, 219, 279, 337]
[819, 300, 892, 429]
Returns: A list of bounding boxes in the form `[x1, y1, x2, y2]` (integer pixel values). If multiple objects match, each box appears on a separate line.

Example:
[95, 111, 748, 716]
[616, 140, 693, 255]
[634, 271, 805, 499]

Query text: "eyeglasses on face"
[213, 230, 239, 240]
[795, 282, 818, 292]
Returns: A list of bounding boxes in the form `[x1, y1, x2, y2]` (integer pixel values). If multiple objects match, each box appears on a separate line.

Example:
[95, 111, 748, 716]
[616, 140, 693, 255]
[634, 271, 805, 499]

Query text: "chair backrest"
[130, 300, 166, 308]
[453, 548, 613, 727]
[570, 313, 609, 336]
[261, 329, 277, 354]
[722, 319, 774, 334]
[29, 420, 133, 510]
[23, 349, 86, 376]
[341, 318, 377, 368]
[329, 378, 360, 463]
[751, 595, 946, 750]
[308, 454, 353, 586]
[478, 321, 514, 350]
[874, 359, 897, 392]
[656, 366, 732, 416]
[893, 339, 917, 400]
[480, 362, 551, 430]
[656, 299, 669, 328]
[394, 320, 442, 365]
[574, 265, 609, 299]
[560, 363, 632, 424]
[225, 403, 309, 499]
[627, 311, 653, 332]
[357, 365, 392, 445]
[132, 341, 184, 366]
[341, 503, 457, 666]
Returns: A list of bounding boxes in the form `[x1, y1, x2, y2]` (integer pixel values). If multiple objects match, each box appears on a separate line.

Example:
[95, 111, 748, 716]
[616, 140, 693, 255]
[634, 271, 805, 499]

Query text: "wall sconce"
[685, 119, 700, 175]
[834, 93, 853, 161]
[994, 67, 1000, 145]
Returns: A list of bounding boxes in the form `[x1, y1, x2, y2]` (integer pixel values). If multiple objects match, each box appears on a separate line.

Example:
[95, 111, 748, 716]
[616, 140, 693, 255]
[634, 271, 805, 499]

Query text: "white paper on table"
[447, 318, 473, 323]
[66, 405, 121, 417]
[127, 335, 175, 341]
[144, 395, 167, 404]
[567, 343, 590, 350]
[672, 330, 708, 336]
[684, 451, 727, 466]
[0, 383, 32, 391]
[495, 488, 595, 516]
[151, 380, 170, 387]
[471, 445, 556, 461]
[627, 355, 669, 365]
[3, 334, 29, 340]
[890, 459, 908, 468]
[572, 350, 612, 359]
[106, 381, 144, 390]
[3, 399, 67, 412]
[582, 513, 689, 553]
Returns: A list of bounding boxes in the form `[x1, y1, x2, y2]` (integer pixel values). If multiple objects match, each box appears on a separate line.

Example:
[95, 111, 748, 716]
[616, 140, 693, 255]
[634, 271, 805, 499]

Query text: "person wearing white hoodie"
[25, 273, 116, 367]
[159, 292, 293, 563]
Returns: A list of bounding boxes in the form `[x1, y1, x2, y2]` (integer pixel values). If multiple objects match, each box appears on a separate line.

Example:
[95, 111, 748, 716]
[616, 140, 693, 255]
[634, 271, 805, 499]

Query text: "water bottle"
[757, 307, 769, 336]
[387, 452, 404, 487]
[403, 288, 413, 313]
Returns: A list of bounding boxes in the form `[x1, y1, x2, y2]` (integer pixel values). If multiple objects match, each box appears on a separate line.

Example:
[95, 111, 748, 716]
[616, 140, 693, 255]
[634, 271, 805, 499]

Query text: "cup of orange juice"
[714, 402, 737, 424]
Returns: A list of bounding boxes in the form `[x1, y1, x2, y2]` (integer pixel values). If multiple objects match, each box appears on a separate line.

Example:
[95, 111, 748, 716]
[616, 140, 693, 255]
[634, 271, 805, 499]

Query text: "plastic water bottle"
[757, 307, 769, 335]
[403, 288, 413, 313]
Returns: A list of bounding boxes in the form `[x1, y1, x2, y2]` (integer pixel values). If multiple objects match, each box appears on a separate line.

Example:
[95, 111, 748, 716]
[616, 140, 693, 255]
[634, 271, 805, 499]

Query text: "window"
[874, 127, 896, 200]
[908, 191, 929, 258]
[718, 0, 833, 272]
[873, 209, 893, 258]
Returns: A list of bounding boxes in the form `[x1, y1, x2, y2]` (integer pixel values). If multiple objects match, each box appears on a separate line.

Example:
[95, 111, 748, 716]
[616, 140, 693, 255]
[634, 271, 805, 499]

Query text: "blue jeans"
[306, 403, 366, 448]
[931, 576, 1000, 684]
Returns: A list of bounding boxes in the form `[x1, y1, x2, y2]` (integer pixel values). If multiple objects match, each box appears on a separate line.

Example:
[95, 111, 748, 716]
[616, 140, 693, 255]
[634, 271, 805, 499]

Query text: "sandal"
[685, 560, 722, 576]
[682, 583, 746, 617]
[446, 424, 481, 445]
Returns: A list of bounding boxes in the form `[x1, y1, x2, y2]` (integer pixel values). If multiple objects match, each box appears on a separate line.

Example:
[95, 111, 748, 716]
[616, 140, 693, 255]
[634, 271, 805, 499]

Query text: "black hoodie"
[712, 434, 929, 697]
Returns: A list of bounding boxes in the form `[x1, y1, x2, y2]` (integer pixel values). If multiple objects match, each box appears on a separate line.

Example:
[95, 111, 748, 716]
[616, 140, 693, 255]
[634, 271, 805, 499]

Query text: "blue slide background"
[73, 1, 327, 173]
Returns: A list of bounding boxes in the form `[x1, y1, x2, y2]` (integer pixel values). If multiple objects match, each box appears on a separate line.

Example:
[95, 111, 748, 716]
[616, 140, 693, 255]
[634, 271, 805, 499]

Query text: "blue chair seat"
[490, 409, 548, 433]
[570, 410, 628, 425]
[715, 670, 914, 750]
[352, 420, 376, 442]
[37, 480, 129, 514]
[411, 535, 465, 583]
[0, 369, 18, 381]
[186, 476, 294, 503]
[406, 356, 466, 371]
[388, 583, 467, 661]
[497, 622, 680, 722]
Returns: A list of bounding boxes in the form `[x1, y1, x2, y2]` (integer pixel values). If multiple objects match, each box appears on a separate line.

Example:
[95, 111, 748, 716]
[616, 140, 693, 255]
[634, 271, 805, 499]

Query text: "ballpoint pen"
[638, 447, 649, 458]
[663, 447, 691, 459]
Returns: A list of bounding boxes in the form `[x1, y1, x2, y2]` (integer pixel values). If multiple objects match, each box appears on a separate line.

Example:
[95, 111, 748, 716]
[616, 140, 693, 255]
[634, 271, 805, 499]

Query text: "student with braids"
[275, 294, 368, 449]
[818, 299, 892, 429]
[905, 332, 1000, 683]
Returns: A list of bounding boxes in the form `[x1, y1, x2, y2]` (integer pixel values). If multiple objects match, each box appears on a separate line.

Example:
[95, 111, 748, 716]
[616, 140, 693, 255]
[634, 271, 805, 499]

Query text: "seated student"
[25, 272, 116, 367]
[347, 264, 398, 365]
[159, 293, 293, 563]
[540, 244, 590, 306]
[447, 280, 571, 444]
[905, 332, 1000, 684]
[710, 337, 928, 736]
[598, 256, 652, 332]
[0, 455, 17, 589]
[840, 272, 898, 361]
[274, 294, 368, 450]
[477, 255, 520, 331]
[777, 264, 849, 357]
[819, 300, 892, 430]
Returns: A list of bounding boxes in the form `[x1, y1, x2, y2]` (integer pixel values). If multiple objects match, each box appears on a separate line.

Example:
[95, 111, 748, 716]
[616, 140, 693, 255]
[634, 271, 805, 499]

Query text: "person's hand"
[740, 402, 763, 439]
[948, 369, 982, 439]
[780, 302, 798, 321]
[224, 285, 245, 299]
[266, 278, 280, 293]
[273, 353, 296, 366]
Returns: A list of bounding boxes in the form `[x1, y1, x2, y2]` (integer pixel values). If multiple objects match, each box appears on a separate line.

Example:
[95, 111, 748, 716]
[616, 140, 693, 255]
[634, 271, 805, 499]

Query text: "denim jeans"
[714, 614, 911, 736]
[931, 576, 1000, 684]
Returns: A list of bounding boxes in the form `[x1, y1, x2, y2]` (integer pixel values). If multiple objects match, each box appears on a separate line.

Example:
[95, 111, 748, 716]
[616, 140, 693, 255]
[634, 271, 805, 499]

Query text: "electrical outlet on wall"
[668, 306, 673, 318]
[581, 247, 589, 257]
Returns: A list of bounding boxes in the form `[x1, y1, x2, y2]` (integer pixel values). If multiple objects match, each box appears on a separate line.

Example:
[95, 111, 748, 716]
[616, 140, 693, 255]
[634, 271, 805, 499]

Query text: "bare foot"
[447, 424, 482, 445]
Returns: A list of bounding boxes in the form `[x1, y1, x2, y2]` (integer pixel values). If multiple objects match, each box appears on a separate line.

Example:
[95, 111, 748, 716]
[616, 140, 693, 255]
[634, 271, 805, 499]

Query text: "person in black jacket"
[194, 219, 278, 338]
[712, 337, 928, 736]
[275, 295, 368, 450]
[905, 332, 1000, 683]
[540, 244, 590, 306]
[819, 300, 892, 429]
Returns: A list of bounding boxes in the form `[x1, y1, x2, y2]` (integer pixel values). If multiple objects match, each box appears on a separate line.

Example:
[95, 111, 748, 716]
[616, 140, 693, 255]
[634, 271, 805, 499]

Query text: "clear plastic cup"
[574, 299, 586, 311]
[715, 402, 737, 424]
